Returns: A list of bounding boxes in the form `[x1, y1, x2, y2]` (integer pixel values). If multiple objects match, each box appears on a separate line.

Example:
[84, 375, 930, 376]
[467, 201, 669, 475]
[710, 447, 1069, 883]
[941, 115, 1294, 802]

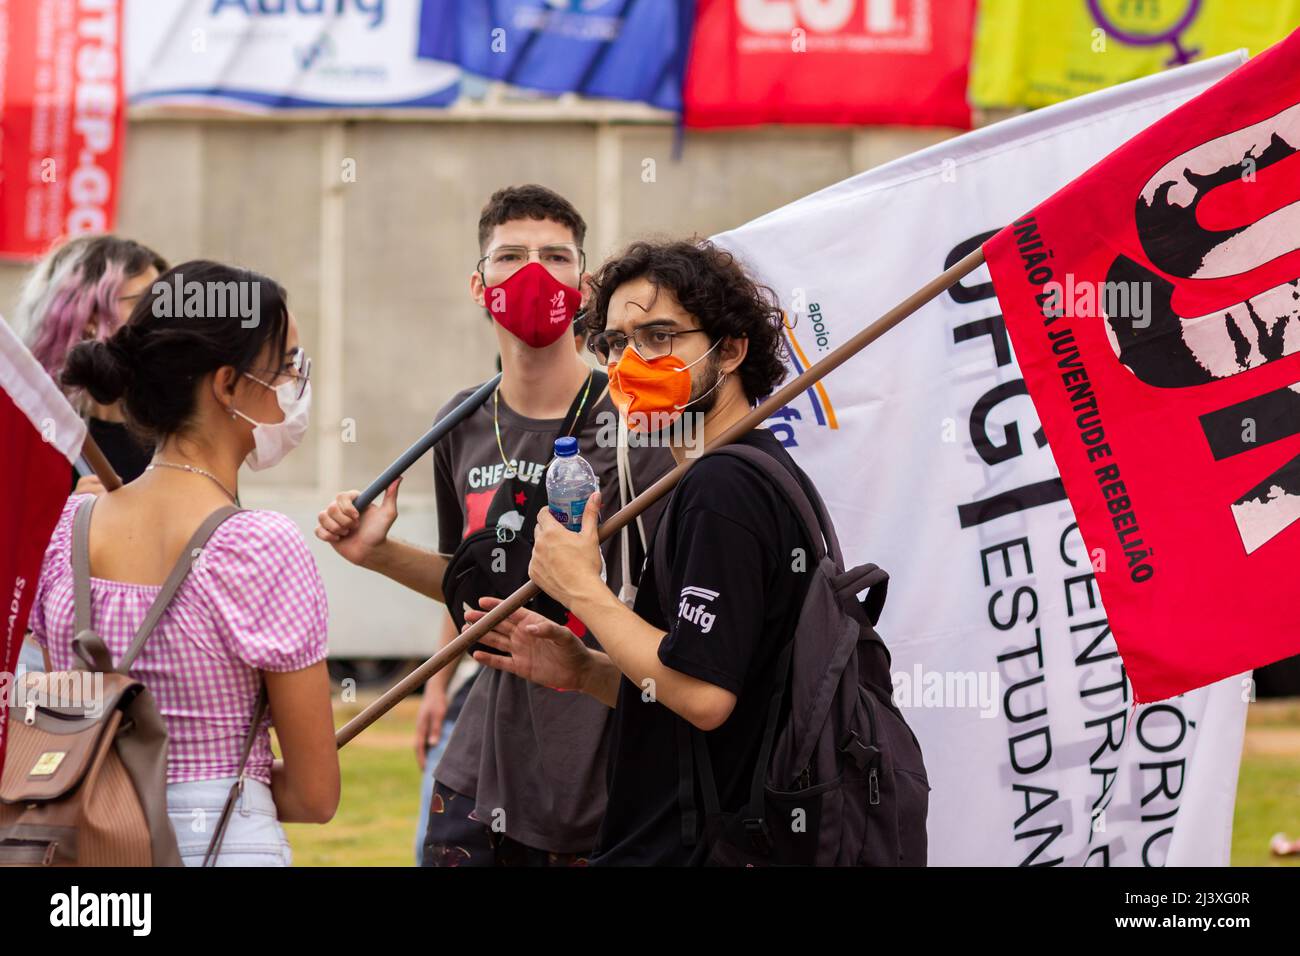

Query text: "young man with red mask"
[464, 238, 820, 865]
[316, 185, 671, 865]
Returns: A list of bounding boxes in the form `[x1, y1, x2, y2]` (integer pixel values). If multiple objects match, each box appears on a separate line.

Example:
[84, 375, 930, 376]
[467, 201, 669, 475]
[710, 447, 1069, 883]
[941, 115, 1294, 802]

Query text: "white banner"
[126, 0, 458, 110]
[0, 317, 85, 465]
[715, 54, 1252, 866]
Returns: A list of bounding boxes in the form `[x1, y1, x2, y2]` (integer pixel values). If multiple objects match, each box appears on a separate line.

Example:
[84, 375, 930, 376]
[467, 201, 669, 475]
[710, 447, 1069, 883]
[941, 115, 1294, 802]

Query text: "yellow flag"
[971, 0, 1300, 108]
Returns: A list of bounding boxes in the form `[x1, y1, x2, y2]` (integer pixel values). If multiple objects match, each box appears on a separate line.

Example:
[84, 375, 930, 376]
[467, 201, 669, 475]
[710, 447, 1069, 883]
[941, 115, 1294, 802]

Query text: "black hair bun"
[61, 336, 133, 405]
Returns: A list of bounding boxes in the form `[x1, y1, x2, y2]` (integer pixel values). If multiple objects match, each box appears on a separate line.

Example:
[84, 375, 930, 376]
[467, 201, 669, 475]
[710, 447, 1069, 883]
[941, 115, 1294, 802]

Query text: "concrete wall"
[2, 115, 955, 659]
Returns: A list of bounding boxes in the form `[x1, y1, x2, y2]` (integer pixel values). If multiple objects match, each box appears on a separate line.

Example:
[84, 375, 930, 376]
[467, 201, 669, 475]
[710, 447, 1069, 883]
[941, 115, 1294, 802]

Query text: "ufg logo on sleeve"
[677, 586, 719, 634]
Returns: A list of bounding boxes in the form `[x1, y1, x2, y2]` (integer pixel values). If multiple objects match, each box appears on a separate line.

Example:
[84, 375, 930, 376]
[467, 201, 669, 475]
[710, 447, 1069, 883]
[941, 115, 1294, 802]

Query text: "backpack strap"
[118, 506, 243, 673]
[73, 496, 245, 671]
[676, 720, 699, 846]
[70, 497, 108, 670]
[651, 441, 834, 621]
[833, 562, 890, 627]
[70, 495, 260, 866]
[742, 638, 795, 847]
[72, 496, 243, 673]
[676, 641, 794, 856]
[706, 444, 843, 566]
[656, 442, 819, 854]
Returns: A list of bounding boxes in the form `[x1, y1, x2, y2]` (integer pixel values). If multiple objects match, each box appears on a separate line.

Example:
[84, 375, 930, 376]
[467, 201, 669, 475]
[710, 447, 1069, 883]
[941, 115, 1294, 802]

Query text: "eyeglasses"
[477, 243, 585, 285]
[587, 326, 710, 365]
[248, 346, 312, 401]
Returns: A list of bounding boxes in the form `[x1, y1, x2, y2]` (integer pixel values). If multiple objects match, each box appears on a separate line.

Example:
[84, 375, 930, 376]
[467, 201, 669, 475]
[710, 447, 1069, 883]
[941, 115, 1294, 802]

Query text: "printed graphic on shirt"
[676, 585, 719, 635]
[461, 459, 547, 539]
[463, 491, 530, 542]
[464, 488, 495, 538]
[467, 458, 547, 489]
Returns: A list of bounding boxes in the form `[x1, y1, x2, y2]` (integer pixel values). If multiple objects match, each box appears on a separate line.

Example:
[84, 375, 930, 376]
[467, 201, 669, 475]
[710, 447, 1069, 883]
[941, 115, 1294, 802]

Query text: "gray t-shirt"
[433, 373, 673, 854]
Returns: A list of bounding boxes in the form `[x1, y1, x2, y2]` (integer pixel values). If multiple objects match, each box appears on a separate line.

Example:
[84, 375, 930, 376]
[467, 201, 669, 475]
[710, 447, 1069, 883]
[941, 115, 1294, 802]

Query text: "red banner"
[0, 0, 125, 260]
[683, 0, 974, 128]
[0, 319, 85, 776]
[984, 30, 1300, 702]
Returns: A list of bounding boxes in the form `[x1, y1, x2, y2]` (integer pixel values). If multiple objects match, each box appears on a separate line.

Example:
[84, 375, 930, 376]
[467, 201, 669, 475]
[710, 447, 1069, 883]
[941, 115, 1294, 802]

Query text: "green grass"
[283, 695, 425, 867]
[1231, 699, 1300, 867]
[283, 692, 1300, 867]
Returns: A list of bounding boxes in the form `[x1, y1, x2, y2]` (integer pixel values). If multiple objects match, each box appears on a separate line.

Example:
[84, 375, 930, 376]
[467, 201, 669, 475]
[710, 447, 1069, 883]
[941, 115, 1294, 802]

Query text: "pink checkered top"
[28, 494, 329, 785]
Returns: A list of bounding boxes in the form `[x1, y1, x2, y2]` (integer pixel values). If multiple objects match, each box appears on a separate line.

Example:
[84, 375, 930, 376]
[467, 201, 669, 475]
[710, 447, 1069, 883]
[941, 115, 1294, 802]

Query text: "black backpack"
[655, 443, 930, 866]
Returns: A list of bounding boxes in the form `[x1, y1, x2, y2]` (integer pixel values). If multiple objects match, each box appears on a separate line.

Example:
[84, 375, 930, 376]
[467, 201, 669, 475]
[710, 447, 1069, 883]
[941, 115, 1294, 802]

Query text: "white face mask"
[233, 375, 311, 471]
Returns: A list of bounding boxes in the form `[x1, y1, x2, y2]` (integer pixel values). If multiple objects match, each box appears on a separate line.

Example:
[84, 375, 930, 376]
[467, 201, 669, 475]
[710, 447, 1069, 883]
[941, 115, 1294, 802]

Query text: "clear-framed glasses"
[248, 346, 311, 401]
[587, 326, 710, 365]
[477, 243, 585, 285]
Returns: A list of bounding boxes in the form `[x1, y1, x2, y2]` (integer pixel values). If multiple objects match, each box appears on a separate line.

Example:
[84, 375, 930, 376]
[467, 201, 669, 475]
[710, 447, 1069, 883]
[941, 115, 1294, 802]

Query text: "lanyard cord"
[492, 368, 594, 477]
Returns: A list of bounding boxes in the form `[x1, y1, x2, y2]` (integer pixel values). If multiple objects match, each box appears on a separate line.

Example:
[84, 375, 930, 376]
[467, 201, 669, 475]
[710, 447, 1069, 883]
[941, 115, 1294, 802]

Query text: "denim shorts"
[166, 777, 292, 867]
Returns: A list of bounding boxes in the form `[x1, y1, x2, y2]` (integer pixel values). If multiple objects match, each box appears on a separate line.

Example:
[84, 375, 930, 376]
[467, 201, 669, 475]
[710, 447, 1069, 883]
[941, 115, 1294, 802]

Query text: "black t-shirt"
[69, 417, 152, 491]
[592, 428, 815, 866]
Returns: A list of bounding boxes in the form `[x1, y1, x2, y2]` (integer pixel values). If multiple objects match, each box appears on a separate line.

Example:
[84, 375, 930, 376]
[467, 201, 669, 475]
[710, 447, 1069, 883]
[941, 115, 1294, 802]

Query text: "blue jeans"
[167, 777, 292, 867]
[16, 640, 43, 676]
[414, 716, 457, 864]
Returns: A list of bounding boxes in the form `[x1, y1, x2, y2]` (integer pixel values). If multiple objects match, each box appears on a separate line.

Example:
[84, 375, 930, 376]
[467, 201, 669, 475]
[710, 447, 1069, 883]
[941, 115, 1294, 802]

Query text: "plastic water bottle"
[546, 437, 598, 532]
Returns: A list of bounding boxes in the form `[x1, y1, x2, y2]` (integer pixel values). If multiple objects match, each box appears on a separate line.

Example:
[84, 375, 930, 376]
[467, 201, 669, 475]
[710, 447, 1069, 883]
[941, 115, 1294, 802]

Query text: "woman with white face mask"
[27, 260, 339, 866]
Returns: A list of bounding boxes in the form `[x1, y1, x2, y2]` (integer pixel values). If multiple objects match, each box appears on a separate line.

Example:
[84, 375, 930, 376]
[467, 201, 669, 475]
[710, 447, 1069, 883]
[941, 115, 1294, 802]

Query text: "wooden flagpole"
[80, 431, 123, 491]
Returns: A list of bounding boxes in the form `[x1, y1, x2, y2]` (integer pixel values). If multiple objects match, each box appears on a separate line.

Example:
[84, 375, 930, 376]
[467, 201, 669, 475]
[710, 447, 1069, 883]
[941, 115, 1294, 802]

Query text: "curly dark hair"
[587, 239, 787, 403]
[478, 184, 587, 252]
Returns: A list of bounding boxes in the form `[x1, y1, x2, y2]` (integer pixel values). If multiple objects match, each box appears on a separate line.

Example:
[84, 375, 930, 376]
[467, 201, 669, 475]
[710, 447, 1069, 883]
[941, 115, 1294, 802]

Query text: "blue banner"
[418, 0, 694, 111]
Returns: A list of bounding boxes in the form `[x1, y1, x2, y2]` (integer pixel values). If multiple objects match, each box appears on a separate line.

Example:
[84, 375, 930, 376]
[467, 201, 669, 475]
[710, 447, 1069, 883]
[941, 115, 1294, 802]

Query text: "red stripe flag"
[984, 29, 1300, 702]
[0, 317, 85, 774]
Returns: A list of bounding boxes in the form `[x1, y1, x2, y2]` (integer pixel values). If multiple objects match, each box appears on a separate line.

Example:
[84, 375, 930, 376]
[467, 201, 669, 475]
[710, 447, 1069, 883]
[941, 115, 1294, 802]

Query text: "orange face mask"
[608, 337, 723, 433]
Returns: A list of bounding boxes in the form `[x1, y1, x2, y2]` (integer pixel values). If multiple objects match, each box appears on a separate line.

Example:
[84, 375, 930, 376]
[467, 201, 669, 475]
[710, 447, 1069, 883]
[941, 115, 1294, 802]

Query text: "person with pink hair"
[13, 234, 168, 493]
[11, 236, 167, 677]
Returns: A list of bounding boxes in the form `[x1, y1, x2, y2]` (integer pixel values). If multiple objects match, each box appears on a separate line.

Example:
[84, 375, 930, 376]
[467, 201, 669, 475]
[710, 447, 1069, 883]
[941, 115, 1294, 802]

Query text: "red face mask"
[485, 261, 581, 348]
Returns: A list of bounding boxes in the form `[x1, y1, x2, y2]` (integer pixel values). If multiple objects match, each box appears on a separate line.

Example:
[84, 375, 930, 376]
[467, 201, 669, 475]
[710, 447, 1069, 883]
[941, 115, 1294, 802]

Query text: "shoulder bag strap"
[202, 683, 269, 867]
[518, 368, 607, 536]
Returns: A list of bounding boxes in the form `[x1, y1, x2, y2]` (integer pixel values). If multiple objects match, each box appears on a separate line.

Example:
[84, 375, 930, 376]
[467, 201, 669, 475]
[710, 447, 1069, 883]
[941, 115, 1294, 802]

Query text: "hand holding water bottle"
[531, 438, 605, 607]
[546, 437, 598, 532]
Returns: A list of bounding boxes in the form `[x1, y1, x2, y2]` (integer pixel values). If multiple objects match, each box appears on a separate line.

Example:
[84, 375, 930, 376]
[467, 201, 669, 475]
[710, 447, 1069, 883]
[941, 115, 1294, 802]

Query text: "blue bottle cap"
[554, 436, 578, 457]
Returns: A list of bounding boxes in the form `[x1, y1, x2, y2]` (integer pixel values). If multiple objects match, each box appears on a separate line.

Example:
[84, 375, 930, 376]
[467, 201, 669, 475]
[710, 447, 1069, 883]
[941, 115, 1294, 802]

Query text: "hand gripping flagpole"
[352, 372, 503, 511]
[336, 247, 988, 748]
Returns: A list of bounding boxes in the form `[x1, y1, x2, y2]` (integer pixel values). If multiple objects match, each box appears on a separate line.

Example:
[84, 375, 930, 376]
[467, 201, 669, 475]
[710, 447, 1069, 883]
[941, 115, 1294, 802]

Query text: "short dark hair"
[588, 239, 788, 403]
[477, 184, 587, 252]
[62, 260, 291, 444]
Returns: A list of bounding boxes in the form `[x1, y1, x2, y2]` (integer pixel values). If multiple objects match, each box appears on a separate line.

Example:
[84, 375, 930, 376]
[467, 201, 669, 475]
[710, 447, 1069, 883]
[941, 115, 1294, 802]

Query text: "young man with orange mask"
[316, 186, 670, 865]
[465, 238, 821, 864]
